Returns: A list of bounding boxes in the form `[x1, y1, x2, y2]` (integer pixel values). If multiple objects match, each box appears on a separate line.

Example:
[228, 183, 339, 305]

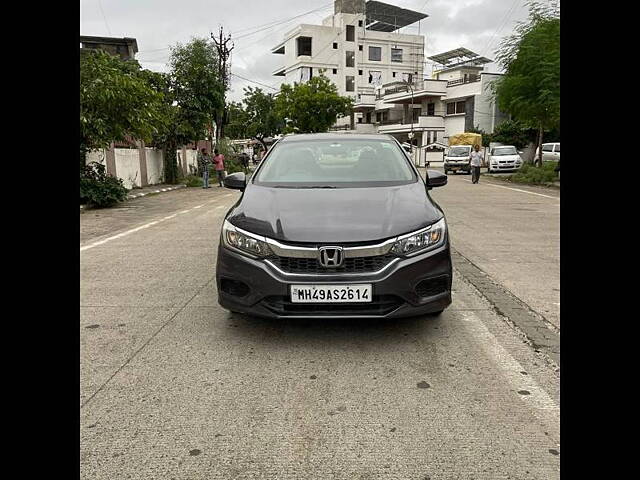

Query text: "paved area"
[424, 168, 560, 330]
[80, 184, 559, 479]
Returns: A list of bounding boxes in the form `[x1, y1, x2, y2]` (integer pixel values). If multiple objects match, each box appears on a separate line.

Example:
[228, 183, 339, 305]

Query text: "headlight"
[222, 220, 272, 258]
[391, 217, 447, 256]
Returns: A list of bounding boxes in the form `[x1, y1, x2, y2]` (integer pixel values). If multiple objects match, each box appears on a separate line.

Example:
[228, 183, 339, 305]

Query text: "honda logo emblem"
[318, 246, 344, 268]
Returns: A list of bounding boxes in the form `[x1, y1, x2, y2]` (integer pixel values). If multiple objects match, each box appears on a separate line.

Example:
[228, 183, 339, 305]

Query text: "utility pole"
[212, 27, 234, 143]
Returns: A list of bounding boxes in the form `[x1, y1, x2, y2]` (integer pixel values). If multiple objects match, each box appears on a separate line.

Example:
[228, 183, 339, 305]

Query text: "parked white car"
[487, 145, 522, 173]
[535, 142, 560, 164]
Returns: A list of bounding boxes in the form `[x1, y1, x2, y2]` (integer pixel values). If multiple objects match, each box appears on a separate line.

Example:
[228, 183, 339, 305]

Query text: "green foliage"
[183, 174, 204, 187]
[225, 101, 250, 140]
[485, 120, 537, 149]
[80, 51, 168, 163]
[275, 75, 353, 133]
[80, 162, 128, 207]
[240, 87, 283, 148]
[509, 162, 558, 185]
[493, 2, 560, 133]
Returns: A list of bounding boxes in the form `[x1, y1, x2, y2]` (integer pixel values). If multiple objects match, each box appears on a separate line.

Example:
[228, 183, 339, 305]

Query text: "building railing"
[328, 124, 351, 131]
[446, 74, 481, 87]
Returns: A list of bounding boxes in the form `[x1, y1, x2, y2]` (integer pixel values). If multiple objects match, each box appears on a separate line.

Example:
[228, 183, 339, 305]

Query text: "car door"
[541, 144, 554, 162]
[552, 143, 560, 161]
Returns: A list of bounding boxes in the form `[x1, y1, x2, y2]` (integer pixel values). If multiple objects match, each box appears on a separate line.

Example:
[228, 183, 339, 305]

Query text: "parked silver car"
[487, 145, 522, 173]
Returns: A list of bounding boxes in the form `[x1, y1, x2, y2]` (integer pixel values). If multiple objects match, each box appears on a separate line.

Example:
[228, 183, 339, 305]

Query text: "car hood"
[492, 155, 521, 161]
[226, 182, 443, 243]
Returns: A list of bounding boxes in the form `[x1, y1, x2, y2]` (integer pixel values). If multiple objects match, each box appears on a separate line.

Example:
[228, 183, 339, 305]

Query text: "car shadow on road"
[220, 311, 445, 349]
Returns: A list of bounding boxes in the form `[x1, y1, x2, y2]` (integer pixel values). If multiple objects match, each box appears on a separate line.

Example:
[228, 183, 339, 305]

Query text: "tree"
[169, 37, 225, 149]
[275, 75, 353, 133]
[225, 101, 250, 140]
[493, 1, 560, 165]
[80, 51, 167, 167]
[242, 87, 283, 151]
[484, 120, 537, 150]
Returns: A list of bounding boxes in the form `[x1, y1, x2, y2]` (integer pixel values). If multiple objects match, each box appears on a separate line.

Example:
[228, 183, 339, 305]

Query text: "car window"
[253, 139, 416, 187]
[448, 146, 471, 157]
[554, 144, 560, 153]
[542, 144, 553, 152]
[493, 147, 517, 155]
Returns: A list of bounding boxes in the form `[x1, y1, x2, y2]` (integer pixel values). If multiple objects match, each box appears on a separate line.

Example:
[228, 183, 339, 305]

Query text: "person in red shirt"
[213, 149, 225, 187]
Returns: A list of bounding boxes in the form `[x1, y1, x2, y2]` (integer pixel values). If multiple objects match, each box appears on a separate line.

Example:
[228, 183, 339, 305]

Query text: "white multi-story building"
[271, 2, 507, 151]
[272, 0, 427, 130]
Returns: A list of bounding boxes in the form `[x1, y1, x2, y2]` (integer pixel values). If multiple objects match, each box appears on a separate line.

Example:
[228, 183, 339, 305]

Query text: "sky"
[80, 0, 531, 102]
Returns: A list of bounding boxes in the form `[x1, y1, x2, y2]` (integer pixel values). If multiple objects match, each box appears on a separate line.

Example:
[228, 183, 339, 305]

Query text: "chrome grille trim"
[265, 236, 396, 259]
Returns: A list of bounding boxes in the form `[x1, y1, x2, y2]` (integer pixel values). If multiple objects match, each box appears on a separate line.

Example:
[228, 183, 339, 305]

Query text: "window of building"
[346, 25, 355, 41]
[412, 108, 421, 123]
[358, 20, 363, 27]
[391, 48, 403, 63]
[358, 45, 363, 51]
[368, 70, 382, 86]
[427, 103, 435, 116]
[446, 101, 466, 115]
[358, 117, 363, 123]
[332, 68, 337, 74]
[346, 76, 355, 92]
[299, 67, 312, 83]
[433, 131, 437, 142]
[296, 37, 312, 56]
[333, 42, 338, 49]
[369, 46, 381, 61]
[392, 72, 396, 78]
[346, 51, 355, 68]
[358, 69, 363, 75]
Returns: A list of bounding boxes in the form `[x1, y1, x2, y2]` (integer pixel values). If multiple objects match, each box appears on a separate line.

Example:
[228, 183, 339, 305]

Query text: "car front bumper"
[215, 242, 452, 319]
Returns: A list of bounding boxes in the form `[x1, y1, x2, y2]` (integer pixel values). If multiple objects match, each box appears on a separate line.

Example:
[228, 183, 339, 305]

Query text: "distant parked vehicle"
[535, 142, 560, 165]
[444, 145, 472, 174]
[487, 145, 523, 173]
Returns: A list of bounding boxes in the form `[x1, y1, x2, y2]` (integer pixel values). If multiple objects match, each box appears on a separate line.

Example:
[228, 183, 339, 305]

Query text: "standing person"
[213, 149, 226, 187]
[198, 148, 211, 188]
[470, 144, 483, 184]
[240, 152, 249, 173]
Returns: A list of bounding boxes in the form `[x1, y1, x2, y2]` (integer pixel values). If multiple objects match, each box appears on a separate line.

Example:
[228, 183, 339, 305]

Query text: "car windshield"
[448, 146, 470, 157]
[252, 138, 416, 188]
[493, 147, 517, 155]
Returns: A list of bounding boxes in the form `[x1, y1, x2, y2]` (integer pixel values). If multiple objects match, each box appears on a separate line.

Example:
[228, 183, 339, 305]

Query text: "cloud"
[80, 0, 532, 101]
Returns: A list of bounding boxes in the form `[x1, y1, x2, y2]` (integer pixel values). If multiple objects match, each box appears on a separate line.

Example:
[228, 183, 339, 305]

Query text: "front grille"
[262, 295, 403, 316]
[267, 254, 396, 275]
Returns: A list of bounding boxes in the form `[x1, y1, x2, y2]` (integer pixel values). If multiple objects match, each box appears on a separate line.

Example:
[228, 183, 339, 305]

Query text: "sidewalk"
[80, 183, 186, 210]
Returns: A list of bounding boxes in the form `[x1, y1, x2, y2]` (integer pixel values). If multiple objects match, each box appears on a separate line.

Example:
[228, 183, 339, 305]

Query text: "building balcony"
[377, 115, 444, 134]
[379, 79, 448, 104]
[445, 79, 482, 101]
[354, 93, 376, 111]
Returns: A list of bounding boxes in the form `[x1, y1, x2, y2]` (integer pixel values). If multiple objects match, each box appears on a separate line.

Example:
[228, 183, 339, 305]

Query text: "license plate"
[290, 284, 372, 303]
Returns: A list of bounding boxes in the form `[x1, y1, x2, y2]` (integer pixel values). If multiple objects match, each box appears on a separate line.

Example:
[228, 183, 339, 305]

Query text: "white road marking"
[462, 179, 559, 199]
[460, 310, 559, 415]
[81, 203, 209, 252]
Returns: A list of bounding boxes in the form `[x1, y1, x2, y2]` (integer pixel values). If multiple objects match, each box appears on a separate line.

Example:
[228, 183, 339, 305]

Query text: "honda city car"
[215, 133, 452, 319]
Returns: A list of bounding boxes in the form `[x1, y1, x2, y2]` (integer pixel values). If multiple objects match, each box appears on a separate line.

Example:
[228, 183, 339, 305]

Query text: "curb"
[80, 184, 187, 210]
[451, 248, 560, 369]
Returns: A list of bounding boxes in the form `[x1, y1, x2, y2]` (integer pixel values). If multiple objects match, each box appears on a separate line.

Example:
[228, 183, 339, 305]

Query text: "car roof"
[279, 133, 397, 143]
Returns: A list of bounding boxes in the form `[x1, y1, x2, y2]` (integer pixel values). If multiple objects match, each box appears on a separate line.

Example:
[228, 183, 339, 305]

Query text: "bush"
[183, 174, 203, 187]
[80, 162, 128, 207]
[509, 162, 558, 184]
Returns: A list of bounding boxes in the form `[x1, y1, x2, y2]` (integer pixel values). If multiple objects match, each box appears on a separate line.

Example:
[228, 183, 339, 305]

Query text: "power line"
[97, 0, 112, 35]
[480, 0, 520, 58]
[231, 72, 279, 91]
[232, 4, 333, 41]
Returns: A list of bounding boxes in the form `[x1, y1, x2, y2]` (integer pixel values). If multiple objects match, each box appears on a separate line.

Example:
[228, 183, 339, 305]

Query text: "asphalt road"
[80, 184, 560, 479]
[426, 169, 560, 330]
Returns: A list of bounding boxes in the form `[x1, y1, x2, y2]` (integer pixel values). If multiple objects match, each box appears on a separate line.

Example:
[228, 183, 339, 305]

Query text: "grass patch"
[508, 162, 558, 185]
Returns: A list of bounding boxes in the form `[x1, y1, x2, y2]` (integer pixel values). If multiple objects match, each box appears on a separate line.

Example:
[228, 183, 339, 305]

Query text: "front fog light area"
[391, 218, 446, 256]
[223, 220, 272, 257]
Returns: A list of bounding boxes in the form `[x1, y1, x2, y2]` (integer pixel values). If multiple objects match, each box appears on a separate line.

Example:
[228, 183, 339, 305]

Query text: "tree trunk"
[255, 136, 268, 153]
[535, 123, 544, 167]
[163, 140, 179, 184]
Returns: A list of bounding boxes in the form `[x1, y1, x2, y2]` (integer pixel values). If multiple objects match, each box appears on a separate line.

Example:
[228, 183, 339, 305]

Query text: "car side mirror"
[426, 170, 447, 189]
[223, 172, 246, 191]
